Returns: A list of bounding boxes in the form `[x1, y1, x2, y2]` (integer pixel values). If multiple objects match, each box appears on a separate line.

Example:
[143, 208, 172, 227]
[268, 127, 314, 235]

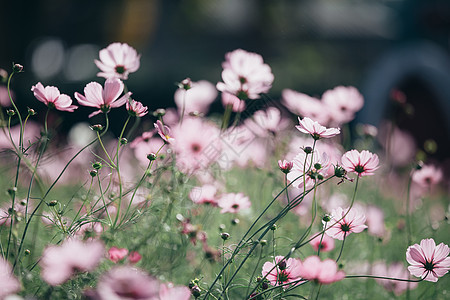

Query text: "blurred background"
[0, 0, 450, 159]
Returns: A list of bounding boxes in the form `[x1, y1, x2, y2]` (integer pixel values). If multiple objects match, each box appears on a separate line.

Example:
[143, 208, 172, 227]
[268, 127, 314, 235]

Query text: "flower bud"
[6, 109, 15, 116]
[220, 232, 230, 240]
[231, 218, 240, 225]
[179, 78, 192, 90]
[90, 170, 98, 177]
[322, 215, 332, 222]
[260, 239, 267, 246]
[7, 187, 17, 197]
[12, 63, 23, 73]
[27, 107, 37, 116]
[334, 166, 346, 178]
[152, 108, 166, 117]
[24, 249, 31, 256]
[92, 162, 102, 170]
[278, 260, 287, 270]
[303, 146, 313, 154]
[48, 200, 58, 207]
[191, 285, 201, 298]
[314, 163, 322, 170]
[120, 138, 128, 145]
[90, 124, 104, 132]
[219, 224, 226, 232]
[147, 153, 157, 161]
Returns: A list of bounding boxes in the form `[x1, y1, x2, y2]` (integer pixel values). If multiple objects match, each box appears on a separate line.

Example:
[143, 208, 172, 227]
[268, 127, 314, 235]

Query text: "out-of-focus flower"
[262, 256, 302, 287]
[216, 49, 274, 100]
[171, 118, 221, 173]
[95, 42, 141, 80]
[221, 92, 245, 112]
[364, 205, 386, 238]
[378, 123, 416, 167]
[31, 82, 77, 112]
[245, 107, 290, 137]
[372, 261, 418, 295]
[40, 239, 104, 286]
[159, 283, 191, 300]
[0, 258, 21, 298]
[324, 207, 367, 240]
[296, 117, 340, 140]
[0, 85, 13, 107]
[278, 160, 293, 174]
[189, 184, 218, 206]
[217, 192, 251, 214]
[126, 99, 148, 117]
[299, 256, 345, 284]
[321, 86, 364, 126]
[154, 120, 174, 144]
[282, 89, 330, 126]
[75, 78, 131, 118]
[411, 164, 443, 190]
[128, 251, 142, 264]
[174, 80, 217, 115]
[341, 149, 379, 177]
[94, 266, 160, 300]
[309, 233, 335, 252]
[108, 247, 129, 263]
[406, 238, 450, 282]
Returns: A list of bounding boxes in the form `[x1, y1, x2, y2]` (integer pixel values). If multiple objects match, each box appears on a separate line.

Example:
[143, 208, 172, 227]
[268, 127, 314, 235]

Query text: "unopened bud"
[191, 285, 201, 298]
[231, 218, 240, 225]
[48, 200, 58, 207]
[334, 166, 346, 178]
[219, 224, 226, 232]
[147, 153, 157, 161]
[120, 138, 128, 145]
[27, 107, 37, 116]
[12, 63, 23, 73]
[7, 109, 15, 116]
[7, 187, 17, 197]
[278, 260, 287, 270]
[90, 124, 104, 132]
[89, 170, 98, 177]
[220, 232, 230, 240]
[178, 78, 192, 90]
[303, 146, 313, 154]
[322, 215, 332, 222]
[152, 108, 166, 117]
[260, 239, 267, 246]
[24, 249, 31, 255]
[314, 163, 322, 170]
[270, 224, 277, 231]
[92, 162, 102, 170]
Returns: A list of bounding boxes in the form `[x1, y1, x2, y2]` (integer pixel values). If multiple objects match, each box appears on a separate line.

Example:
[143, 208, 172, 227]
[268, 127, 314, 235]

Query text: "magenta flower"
[262, 256, 302, 287]
[299, 256, 345, 284]
[322, 86, 364, 126]
[95, 42, 141, 80]
[108, 246, 129, 263]
[216, 49, 274, 100]
[126, 99, 148, 117]
[40, 239, 104, 286]
[75, 78, 131, 118]
[128, 251, 142, 264]
[0, 258, 21, 298]
[217, 192, 251, 214]
[95, 266, 161, 300]
[372, 261, 418, 295]
[31, 82, 78, 112]
[309, 233, 335, 252]
[406, 238, 450, 282]
[341, 149, 379, 177]
[296, 117, 340, 140]
[154, 120, 174, 144]
[324, 207, 367, 240]
[278, 159, 293, 174]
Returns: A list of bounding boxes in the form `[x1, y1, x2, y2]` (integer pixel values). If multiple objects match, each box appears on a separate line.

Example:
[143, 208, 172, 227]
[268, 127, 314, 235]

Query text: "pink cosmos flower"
[324, 206, 367, 240]
[341, 149, 379, 177]
[40, 239, 104, 286]
[0, 258, 21, 298]
[132, 136, 165, 165]
[245, 107, 290, 137]
[262, 256, 302, 287]
[75, 78, 131, 118]
[95, 42, 141, 80]
[411, 164, 443, 189]
[154, 120, 174, 144]
[221, 92, 245, 112]
[128, 251, 142, 264]
[217, 192, 251, 214]
[174, 80, 217, 115]
[126, 99, 148, 117]
[31, 82, 78, 112]
[189, 184, 219, 206]
[372, 261, 418, 295]
[278, 159, 293, 174]
[0, 85, 13, 107]
[406, 238, 450, 282]
[364, 205, 386, 238]
[281, 89, 330, 126]
[171, 118, 221, 173]
[108, 247, 129, 263]
[321, 86, 364, 126]
[378, 123, 416, 167]
[296, 117, 340, 140]
[216, 49, 274, 100]
[159, 283, 191, 300]
[309, 233, 335, 252]
[299, 256, 345, 284]
[287, 150, 332, 189]
[94, 266, 160, 300]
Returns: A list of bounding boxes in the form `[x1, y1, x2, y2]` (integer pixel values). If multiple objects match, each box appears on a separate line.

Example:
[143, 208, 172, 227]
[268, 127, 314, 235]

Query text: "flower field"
[0, 44, 448, 299]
